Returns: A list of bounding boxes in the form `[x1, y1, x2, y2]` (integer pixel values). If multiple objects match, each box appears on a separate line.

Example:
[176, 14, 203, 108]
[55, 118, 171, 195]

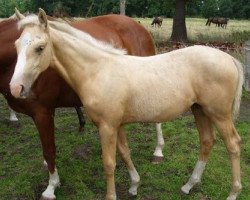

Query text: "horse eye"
[35, 46, 45, 54]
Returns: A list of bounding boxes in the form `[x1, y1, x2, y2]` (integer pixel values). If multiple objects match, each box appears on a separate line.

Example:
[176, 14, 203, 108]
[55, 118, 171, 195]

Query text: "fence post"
[244, 41, 250, 92]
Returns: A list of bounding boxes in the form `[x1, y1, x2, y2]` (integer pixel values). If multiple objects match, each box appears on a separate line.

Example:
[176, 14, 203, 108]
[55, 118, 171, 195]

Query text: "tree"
[218, 0, 233, 18]
[201, 0, 218, 18]
[170, 0, 188, 42]
[120, 0, 125, 15]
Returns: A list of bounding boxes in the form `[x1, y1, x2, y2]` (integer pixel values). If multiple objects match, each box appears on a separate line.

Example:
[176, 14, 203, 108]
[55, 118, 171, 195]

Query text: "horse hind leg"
[74, 106, 85, 132]
[152, 123, 165, 164]
[213, 118, 242, 200]
[181, 104, 215, 194]
[117, 126, 140, 196]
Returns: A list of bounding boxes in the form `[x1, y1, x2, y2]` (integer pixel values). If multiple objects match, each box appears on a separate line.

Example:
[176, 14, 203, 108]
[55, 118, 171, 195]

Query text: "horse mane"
[18, 15, 127, 55]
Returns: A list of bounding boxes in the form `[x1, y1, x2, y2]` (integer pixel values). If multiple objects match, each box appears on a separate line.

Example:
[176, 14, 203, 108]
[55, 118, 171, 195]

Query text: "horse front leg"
[33, 108, 60, 200]
[117, 126, 140, 196]
[152, 123, 165, 164]
[9, 107, 18, 121]
[99, 123, 118, 200]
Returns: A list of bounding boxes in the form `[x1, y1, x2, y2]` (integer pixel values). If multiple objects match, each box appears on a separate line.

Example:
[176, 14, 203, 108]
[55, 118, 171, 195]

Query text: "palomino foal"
[10, 9, 243, 200]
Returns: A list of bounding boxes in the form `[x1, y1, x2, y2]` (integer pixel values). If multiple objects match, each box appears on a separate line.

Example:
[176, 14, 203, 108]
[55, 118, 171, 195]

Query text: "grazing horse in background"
[0, 11, 164, 199]
[151, 16, 163, 27]
[11, 9, 243, 200]
[218, 17, 229, 28]
[206, 17, 219, 26]
[206, 17, 229, 28]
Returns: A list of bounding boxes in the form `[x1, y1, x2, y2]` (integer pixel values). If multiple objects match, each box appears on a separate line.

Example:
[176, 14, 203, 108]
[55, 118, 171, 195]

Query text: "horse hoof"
[152, 156, 163, 164]
[40, 196, 55, 200]
[181, 184, 191, 194]
[78, 126, 85, 133]
[128, 192, 137, 198]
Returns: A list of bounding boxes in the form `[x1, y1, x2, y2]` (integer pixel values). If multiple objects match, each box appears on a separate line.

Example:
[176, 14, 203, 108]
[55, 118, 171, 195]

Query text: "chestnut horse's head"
[10, 8, 53, 98]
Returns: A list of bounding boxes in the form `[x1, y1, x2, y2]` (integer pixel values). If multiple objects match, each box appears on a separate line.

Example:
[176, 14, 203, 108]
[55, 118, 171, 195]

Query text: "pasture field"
[0, 17, 250, 200]
[138, 17, 250, 46]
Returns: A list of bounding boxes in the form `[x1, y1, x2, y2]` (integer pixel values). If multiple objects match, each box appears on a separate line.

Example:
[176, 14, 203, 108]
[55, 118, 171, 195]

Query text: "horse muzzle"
[10, 83, 28, 99]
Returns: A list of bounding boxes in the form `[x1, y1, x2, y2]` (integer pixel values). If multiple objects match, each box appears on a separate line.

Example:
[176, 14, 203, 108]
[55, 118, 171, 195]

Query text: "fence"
[245, 41, 250, 91]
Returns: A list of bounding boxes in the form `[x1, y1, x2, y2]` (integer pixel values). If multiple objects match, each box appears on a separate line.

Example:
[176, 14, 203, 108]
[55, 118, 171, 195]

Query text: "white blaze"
[10, 32, 31, 85]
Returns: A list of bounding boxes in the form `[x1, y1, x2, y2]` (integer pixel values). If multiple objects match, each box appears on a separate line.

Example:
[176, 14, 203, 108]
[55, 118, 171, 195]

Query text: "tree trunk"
[170, 0, 188, 42]
[120, 0, 126, 15]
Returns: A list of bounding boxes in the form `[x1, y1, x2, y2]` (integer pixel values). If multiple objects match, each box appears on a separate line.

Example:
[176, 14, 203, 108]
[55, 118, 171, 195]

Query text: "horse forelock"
[17, 15, 40, 30]
[48, 20, 127, 55]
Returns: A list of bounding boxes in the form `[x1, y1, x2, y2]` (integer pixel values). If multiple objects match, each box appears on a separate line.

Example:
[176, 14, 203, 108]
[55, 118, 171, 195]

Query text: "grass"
[1, 17, 250, 200]
[136, 17, 250, 46]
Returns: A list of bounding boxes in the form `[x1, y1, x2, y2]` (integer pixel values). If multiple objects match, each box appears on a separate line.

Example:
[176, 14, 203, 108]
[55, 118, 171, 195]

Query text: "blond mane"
[18, 15, 127, 55]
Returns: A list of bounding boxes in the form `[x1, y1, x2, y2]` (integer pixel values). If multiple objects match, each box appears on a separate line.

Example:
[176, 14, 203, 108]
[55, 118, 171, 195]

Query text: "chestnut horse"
[11, 9, 244, 200]
[0, 12, 164, 199]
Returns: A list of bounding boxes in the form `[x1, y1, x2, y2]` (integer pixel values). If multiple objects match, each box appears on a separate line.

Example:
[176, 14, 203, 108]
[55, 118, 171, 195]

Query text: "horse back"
[72, 15, 155, 56]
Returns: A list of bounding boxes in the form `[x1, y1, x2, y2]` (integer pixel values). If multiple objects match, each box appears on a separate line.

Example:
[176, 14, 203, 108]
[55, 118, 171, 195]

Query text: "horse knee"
[202, 138, 215, 149]
[226, 138, 241, 158]
[103, 158, 116, 175]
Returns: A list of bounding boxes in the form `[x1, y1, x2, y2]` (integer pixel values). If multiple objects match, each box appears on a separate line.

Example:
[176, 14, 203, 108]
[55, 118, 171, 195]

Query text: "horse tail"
[232, 58, 244, 120]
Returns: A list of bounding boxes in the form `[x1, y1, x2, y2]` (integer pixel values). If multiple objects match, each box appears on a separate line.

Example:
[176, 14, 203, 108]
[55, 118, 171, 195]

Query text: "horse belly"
[125, 83, 195, 123]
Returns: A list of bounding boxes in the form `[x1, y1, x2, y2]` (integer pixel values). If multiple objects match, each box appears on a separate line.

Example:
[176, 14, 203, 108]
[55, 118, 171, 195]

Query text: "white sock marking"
[181, 160, 206, 194]
[42, 168, 60, 199]
[153, 123, 164, 157]
[128, 168, 140, 196]
[9, 108, 18, 121]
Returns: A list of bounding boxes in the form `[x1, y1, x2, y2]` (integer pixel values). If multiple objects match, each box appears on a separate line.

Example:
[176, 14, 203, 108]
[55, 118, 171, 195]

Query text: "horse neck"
[50, 28, 112, 94]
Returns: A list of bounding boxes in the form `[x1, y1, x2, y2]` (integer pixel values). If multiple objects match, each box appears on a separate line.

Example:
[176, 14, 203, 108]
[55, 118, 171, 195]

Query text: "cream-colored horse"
[10, 9, 244, 200]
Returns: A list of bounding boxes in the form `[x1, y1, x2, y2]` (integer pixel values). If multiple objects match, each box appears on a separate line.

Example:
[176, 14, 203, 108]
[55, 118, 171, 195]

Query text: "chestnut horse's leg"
[33, 107, 60, 199]
[74, 106, 85, 132]
[99, 123, 118, 200]
[213, 119, 241, 200]
[152, 123, 165, 164]
[9, 107, 18, 121]
[181, 104, 215, 194]
[117, 126, 140, 196]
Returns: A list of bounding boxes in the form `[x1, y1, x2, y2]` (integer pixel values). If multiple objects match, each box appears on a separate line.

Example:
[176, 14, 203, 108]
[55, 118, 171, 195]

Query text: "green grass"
[1, 17, 250, 200]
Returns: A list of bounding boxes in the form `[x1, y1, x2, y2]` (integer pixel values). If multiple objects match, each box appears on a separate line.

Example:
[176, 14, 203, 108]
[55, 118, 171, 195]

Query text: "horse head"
[10, 8, 53, 98]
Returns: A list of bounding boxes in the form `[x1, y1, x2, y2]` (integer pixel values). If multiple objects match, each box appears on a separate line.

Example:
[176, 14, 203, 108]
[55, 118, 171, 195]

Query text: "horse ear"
[15, 8, 25, 20]
[38, 8, 48, 29]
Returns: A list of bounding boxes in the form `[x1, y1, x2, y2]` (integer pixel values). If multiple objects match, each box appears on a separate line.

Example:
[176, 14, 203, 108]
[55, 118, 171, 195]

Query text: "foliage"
[0, 0, 249, 19]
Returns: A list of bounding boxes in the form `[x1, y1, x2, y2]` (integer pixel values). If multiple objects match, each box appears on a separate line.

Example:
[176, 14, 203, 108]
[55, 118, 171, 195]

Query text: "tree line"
[0, 0, 249, 19]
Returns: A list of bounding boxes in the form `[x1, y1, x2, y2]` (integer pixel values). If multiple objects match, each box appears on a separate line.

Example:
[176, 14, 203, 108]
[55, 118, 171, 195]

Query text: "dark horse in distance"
[151, 16, 163, 27]
[206, 17, 229, 28]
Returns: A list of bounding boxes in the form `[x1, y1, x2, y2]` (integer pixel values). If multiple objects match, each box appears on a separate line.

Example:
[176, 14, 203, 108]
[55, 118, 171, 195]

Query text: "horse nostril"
[20, 84, 25, 97]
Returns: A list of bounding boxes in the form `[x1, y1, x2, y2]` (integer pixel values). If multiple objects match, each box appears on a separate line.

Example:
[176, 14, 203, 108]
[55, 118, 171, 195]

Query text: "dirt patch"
[72, 144, 93, 162]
